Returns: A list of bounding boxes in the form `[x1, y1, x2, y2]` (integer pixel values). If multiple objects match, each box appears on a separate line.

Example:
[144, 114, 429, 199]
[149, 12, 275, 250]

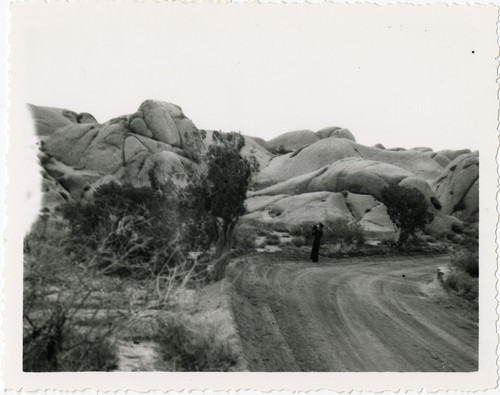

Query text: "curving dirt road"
[229, 254, 477, 372]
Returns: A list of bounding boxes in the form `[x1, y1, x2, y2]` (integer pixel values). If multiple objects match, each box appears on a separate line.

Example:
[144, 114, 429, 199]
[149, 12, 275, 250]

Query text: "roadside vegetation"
[23, 217, 122, 371]
[24, 131, 257, 371]
[155, 318, 238, 371]
[443, 225, 478, 301]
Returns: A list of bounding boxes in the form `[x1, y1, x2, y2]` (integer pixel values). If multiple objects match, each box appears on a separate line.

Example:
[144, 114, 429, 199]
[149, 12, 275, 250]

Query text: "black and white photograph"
[2, 1, 498, 392]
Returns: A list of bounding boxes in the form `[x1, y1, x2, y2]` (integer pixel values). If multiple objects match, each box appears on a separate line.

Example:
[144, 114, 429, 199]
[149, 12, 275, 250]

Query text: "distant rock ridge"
[29, 99, 478, 241]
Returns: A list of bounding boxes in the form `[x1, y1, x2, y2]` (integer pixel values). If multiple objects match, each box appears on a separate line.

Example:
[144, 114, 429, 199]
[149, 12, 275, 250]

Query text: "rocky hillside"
[29, 100, 478, 241]
[30, 100, 272, 213]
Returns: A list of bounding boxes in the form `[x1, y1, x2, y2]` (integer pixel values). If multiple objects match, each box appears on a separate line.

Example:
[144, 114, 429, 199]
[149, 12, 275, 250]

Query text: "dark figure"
[310, 223, 324, 262]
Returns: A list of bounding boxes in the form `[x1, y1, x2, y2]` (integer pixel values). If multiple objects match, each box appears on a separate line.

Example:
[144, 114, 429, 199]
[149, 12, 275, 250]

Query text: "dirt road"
[230, 254, 477, 372]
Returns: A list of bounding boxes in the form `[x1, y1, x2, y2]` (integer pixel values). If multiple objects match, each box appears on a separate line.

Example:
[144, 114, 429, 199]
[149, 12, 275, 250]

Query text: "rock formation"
[433, 152, 479, 222]
[30, 99, 478, 241]
[30, 100, 272, 214]
[254, 137, 443, 186]
[268, 130, 319, 152]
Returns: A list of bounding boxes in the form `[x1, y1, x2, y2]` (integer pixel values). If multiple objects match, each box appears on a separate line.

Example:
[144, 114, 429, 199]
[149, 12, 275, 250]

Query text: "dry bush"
[289, 222, 316, 243]
[444, 224, 478, 300]
[152, 254, 210, 307]
[23, 217, 122, 371]
[444, 271, 478, 301]
[291, 236, 306, 247]
[156, 318, 238, 371]
[288, 219, 365, 247]
[452, 249, 478, 278]
[61, 183, 184, 278]
[265, 233, 281, 245]
[323, 218, 365, 246]
[233, 224, 258, 252]
[267, 222, 291, 233]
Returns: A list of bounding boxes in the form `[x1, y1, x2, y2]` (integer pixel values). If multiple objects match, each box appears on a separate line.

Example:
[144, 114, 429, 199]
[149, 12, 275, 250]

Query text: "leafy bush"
[379, 184, 434, 245]
[156, 318, 238, 371]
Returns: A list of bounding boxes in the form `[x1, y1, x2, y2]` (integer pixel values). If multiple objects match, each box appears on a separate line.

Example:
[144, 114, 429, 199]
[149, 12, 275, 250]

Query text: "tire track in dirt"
[230, 254, 477, 372]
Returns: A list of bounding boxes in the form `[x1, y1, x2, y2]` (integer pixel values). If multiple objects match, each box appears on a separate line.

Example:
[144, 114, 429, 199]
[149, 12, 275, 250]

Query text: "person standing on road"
[310, 222, 324, 263]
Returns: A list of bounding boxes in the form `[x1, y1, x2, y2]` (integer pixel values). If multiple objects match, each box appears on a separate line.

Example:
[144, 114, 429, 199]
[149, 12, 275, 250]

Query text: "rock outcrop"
[433, 152, 479, 222]
[316, 126, 356, 141]
[30, 99, 478, 242]
[248, 155, 464, 238]
[31, 100, 272, 213]
[28, 104, 97, 136]
[245, 191, 395, 239]
[245, 190, 396, 240]
[254, 137, 444, 186]
[268, 130, 319, 152]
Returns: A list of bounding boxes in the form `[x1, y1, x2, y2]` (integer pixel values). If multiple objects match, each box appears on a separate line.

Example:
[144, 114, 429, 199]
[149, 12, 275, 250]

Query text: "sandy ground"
[229, 254, 478, 372]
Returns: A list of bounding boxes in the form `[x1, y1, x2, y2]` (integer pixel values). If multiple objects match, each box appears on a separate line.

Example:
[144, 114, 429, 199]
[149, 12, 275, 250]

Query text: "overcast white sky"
[9, 1, 498, 151]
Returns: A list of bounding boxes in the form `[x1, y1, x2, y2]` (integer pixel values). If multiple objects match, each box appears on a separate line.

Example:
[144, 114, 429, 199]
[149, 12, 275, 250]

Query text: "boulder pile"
[30, 100, 478, 241]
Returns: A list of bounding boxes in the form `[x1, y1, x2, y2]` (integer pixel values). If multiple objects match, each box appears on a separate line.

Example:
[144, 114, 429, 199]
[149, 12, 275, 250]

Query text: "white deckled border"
[1, 0, 499, 394]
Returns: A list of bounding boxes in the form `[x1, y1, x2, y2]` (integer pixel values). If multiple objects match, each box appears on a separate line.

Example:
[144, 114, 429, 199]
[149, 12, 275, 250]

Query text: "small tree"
[379, 184, 434, 245]
[187, 131, 258, 279]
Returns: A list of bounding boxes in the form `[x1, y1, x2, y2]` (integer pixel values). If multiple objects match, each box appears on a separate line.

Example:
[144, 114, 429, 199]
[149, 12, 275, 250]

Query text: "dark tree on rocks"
[379, 184, 434, 246]
[187, 131, 258, 280]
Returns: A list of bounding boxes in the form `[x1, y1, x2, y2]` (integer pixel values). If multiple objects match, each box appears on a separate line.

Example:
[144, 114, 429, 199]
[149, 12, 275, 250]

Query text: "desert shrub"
[291, 236, 306, 247]
[156, 318, 238, 371]
[323, 218, 365, 246]
[379, 184, 434, 245]
[451, 249, 478, 278]
[23, 309, 118, 372]
[444, 271, 478, 300]
[60, 182, 185, 277]
[320, 244, 341, 257]
[233, 224, 257, 251]
[289, 222, 316, 240]
[23, 217, 121, 371]
[460, 223, 479, 248]
[267, 222, 289, 233]
[265, 233, 281, 245]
